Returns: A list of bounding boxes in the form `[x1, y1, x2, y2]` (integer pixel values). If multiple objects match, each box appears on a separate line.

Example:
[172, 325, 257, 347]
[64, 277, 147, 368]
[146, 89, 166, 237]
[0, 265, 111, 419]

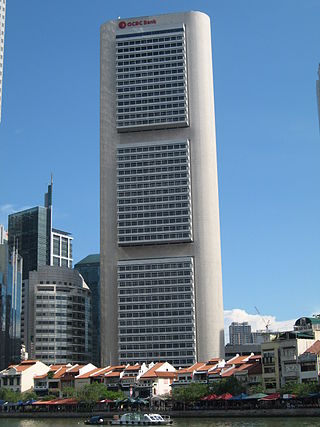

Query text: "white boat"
[110, 413, 173, 425]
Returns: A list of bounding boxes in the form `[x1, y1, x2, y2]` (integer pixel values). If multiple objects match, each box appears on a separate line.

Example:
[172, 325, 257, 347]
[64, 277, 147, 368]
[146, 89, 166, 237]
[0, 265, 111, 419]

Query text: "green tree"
[76, 383, 124, 405]
[172, 383, 209, 408]
[21, 390, 37, 401]
[247, 383, 264, 395]
[0, 388, 21, 402]
[62, 386, 76, 398]
[280, 381, 320, 397]
[210, 377, 245, 396]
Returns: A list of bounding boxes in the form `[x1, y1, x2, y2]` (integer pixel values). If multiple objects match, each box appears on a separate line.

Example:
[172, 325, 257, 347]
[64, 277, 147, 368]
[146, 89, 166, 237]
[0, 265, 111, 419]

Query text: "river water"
[1, 418, 320, 427]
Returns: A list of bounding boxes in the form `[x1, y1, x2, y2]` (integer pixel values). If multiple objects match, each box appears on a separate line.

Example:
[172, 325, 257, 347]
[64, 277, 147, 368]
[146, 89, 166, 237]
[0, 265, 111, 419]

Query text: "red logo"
[118, 19, 156, 29]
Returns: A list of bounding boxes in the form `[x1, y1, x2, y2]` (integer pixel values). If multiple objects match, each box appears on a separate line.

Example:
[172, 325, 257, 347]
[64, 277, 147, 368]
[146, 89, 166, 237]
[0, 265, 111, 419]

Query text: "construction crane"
[254, 306, 271, 332]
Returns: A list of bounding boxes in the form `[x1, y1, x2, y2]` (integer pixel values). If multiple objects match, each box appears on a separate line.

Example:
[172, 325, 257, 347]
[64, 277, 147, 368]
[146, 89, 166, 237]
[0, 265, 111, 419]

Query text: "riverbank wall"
[2, 408, 320, 418]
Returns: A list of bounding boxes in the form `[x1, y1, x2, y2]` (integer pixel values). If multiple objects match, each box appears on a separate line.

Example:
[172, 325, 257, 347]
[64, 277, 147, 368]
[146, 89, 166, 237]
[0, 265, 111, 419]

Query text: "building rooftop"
[52, 228, 72, 237]
[75, 254, 100, 265]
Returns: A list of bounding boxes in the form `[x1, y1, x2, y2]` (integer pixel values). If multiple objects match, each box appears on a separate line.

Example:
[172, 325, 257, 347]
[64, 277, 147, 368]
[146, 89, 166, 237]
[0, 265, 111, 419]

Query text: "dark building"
[7, 179, 74, 357]
[225, 343, 261, 359]
[0, 240, 7, 369]
[229, 322, 252, 345]
[8, 180, 52, 280]
[0, 237, 22, 369]
[74, 254, 100, 365]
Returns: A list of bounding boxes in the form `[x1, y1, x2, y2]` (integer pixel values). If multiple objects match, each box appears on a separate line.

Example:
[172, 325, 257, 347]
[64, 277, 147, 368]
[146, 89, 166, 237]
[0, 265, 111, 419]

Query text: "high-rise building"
[0, 231, 22, 369]
[0, 232, 7, 369]
[7, 180, 74, 354]
[229, 322, 252, 345]
[6, 245, 23, 364]
[52, 229, 73, 268]
[8, 180, 53, 280]
[0, 0, 6, 122]
[0, 224, 7, 244]
[100, 11, 224, 367]
[74, 254, 100, 366]
[26, 266, 92, 365]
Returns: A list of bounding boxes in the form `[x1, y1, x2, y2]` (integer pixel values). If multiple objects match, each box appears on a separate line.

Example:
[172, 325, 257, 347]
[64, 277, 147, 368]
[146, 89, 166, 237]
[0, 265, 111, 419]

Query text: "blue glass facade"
[6, 248, 22, 364]
[74, 254, 100, 366]
[8, 207, 48, 280]
[0, 242, 22, 369]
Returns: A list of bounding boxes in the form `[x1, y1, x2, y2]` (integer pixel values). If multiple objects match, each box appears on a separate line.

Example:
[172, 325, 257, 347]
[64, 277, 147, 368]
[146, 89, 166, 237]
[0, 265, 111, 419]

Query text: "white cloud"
[0, 204, 31, 228]
[224, 308, 296, 343]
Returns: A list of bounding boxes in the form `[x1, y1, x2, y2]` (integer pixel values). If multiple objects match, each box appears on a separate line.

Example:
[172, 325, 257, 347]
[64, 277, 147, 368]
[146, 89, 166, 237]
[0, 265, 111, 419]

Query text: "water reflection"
[1, 418, 320, 427]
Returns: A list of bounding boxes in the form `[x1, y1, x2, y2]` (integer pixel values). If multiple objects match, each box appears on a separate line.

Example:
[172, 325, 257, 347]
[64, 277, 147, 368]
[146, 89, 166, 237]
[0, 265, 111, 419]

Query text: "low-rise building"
[298, 340, 320, 384]
[138, 362, 176, 398]
[261, 317, 320, 392]
[0, 360, 49, 393]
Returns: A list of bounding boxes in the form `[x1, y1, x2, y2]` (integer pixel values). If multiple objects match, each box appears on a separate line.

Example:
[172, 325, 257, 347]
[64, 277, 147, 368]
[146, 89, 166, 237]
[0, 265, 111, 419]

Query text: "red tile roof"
[66, 365, 84, 373]
[221, 367, 237, 377]
[226, 355, 248, 365]
[90, 367, 113, 377]
[177, 362, 205, 375]
[34, 373, 48, 379]
[140, 362, 164, 379]
[105, 371, 121, 378]
[124, 365, 141, 371]
[53, 366, 68, 379]
[305, 340, 320, 355]
[76, 368, 102, 379]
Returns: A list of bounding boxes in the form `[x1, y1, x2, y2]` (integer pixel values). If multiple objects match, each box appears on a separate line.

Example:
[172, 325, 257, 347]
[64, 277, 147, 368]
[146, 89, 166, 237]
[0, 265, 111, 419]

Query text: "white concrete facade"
[100, 11, 224, 367]
[0, 0, 5, 122]
[0, 360, 50, 393]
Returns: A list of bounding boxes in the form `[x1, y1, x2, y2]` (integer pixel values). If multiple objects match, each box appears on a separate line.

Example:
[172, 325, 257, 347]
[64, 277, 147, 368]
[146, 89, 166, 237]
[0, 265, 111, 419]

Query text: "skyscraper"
[100, 12, 224, 367]
[75, 254, 100, 366]
[0, 229, 22, 368]
[8, 180, 73, 354]
[0, 0, 6, 122]
[8, 180, 53, 280]
[28, 266, 92, 365]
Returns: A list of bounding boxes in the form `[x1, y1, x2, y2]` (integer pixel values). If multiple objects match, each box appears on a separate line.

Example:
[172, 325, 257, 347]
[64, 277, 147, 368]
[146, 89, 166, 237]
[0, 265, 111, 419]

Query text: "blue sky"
[1, 0, 320, 327]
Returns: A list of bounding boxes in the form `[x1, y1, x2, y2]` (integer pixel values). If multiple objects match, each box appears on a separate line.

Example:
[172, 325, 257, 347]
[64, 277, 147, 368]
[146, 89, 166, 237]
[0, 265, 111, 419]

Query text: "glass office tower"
[8, 181, 53, 280]
[100, 12, 224, 367]
[75, 254, 100, 366]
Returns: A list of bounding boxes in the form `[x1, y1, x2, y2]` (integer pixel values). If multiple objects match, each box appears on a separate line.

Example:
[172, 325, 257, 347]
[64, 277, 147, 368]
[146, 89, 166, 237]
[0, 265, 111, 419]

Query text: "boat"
[84, 415, 110, 425]
[110, 413, 173, 425]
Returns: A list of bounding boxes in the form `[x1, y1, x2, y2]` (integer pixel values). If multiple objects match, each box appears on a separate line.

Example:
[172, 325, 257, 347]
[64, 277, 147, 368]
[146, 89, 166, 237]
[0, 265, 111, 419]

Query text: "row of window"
[116, 28, 187, 131]
[120, 333, 193, 342]
[119, 342, 194, 350]
[118, 88, 184, 100]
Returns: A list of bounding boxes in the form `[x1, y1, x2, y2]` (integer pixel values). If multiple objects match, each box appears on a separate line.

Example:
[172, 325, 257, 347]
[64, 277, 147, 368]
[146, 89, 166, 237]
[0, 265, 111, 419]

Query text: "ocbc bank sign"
[118, 19, 157, 29]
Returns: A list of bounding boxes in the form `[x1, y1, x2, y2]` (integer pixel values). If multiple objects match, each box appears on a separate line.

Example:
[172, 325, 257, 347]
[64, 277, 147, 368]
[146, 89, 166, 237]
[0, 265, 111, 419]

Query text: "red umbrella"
[208, 394, 218, 400]
[217, 393, 233, 400]
[201, 394, 218, 401]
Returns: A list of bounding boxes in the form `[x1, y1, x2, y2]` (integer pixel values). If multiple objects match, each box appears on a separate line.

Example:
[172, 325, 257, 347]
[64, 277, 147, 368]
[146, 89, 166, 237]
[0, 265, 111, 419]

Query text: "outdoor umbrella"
[244, 393, 268, 400]
[230, 393, 248, 400]
[259, 393, 280, 401]
[216, 393, 233, 400]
